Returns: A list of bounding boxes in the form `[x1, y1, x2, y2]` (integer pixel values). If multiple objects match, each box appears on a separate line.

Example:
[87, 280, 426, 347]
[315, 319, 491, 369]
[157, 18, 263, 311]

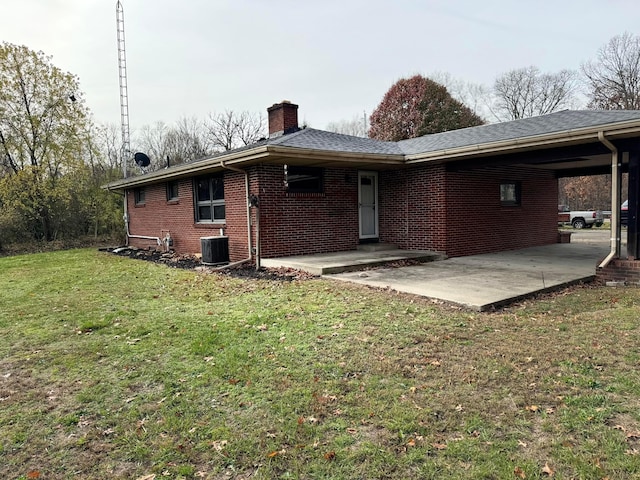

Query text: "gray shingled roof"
[106, 109, 640, 189]
[398, 110, 640, 155]
[172, 110, 640, 164]
[183, 127, 402, 167]
[269, 128, 402, 155]
[245, 110, 640, 158]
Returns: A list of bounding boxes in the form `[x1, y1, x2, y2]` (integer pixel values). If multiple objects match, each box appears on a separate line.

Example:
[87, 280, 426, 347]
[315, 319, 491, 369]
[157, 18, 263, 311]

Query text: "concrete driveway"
[328, 237, 611, 311]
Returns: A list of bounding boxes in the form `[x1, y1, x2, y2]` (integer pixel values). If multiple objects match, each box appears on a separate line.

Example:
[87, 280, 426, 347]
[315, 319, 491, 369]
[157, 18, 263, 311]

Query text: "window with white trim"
[195, 175, 225, 222]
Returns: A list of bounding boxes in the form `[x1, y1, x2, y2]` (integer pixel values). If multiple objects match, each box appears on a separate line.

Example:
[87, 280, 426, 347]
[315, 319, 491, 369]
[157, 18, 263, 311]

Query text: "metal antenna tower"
[116, 0, 130, 178]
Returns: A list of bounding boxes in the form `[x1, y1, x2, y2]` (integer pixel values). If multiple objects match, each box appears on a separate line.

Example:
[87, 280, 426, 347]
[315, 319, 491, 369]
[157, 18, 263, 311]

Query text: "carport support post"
[628, 147, 640, 259]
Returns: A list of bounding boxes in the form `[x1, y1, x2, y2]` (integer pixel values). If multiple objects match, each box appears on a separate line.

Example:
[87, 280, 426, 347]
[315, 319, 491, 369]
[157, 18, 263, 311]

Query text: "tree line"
[344, 33, 639, 211]
[1, 33, 639, 248]
[327, 33, 640, 140]
[0, 42, 266, 248]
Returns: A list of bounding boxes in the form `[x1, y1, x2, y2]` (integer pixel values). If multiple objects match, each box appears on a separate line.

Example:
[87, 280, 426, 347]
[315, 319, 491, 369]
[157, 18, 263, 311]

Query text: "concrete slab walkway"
[328, 242, 610, 311]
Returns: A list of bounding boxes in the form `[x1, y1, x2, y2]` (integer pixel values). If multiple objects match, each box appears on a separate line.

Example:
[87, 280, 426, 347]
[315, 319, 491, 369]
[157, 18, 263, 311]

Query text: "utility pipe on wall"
[598, 131, 621, 268]
[122, 190, 162, 246]
[251, 195, 261, 270]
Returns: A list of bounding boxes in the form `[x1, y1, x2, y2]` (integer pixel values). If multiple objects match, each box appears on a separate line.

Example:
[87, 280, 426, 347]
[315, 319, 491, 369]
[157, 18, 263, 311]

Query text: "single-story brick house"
[105, 101, 640, 280]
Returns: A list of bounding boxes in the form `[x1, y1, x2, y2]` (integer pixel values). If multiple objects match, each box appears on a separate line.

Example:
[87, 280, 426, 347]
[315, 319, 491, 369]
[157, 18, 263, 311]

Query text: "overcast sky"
[3, 0, 640, 133]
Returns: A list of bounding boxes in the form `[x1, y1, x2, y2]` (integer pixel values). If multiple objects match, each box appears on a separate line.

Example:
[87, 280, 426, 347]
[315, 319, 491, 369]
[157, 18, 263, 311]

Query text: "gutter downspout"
[598, 131, 621, 268]
[217, 161, 253, 269]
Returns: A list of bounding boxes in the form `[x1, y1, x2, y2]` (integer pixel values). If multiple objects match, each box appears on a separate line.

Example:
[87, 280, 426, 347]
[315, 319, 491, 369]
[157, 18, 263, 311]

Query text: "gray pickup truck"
[558, 205, 604, 229]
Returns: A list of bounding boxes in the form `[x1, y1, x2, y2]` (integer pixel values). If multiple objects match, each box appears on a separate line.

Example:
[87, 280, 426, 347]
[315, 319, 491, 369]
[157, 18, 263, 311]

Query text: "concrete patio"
[261, 231, 614, 310]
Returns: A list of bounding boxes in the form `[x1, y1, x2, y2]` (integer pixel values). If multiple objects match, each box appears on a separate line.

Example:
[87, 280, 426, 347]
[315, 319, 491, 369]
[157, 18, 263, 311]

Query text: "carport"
[413, 110, 640, 282]
[261, 110, 640, 300]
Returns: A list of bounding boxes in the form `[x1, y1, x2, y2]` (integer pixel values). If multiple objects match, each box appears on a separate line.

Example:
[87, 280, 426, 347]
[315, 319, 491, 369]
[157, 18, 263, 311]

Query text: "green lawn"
[1, 249, 640, 479]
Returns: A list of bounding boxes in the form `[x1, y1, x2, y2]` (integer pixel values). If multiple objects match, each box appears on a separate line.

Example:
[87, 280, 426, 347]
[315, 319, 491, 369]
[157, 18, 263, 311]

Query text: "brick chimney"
[268, 100, 299, 138]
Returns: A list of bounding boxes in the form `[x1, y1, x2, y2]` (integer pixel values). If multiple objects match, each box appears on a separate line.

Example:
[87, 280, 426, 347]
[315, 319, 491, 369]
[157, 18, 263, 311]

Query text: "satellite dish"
[134, 152, 151, 168]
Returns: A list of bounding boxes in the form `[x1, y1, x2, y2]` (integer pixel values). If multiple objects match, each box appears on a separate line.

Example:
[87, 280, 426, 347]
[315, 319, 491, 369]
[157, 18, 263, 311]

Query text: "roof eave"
[265, 145, 405, 165]
[103, 146, 271, 191]
[103, 145, 405, 192]
[405, 119, 640, 164]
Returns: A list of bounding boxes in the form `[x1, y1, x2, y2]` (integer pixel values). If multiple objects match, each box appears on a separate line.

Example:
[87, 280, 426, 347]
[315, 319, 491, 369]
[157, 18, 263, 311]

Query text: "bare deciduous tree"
[165, 116, 210, 165]
[235, 111, 266, 147]
[582, 32, 640, 110]
[206, 110, 265, 152]
[325, 115, 368, 137]
[131, 117, 210, 171]
[134, 121, 170, 170]
[430, 71, 491, 121]
[491, 66, 579, 121]
[94, 123, 123, 172]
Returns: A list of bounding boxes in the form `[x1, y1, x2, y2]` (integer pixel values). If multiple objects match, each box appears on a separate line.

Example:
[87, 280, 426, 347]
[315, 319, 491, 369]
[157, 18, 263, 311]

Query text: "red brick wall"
[445, 165, 558, 257]
[379, 163, 558, 257]
[224, 171, 251, 260]
[597, 258, 640, 284]
[125, 166, 360, 261]
[126, 171, 250, 262]
[126, 161, 558, 261]
[256, 165, 359, 257]
[379, 164, 448, 253]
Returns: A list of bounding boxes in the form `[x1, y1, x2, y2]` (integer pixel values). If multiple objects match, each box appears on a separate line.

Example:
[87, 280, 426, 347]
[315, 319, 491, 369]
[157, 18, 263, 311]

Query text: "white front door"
[359, 171, 378, 240]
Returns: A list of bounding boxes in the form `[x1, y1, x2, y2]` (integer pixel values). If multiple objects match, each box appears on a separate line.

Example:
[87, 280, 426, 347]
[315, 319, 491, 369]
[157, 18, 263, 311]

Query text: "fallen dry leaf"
[525, 405, 539, 412]
[135, 475, 156, 480]
[211, 440, 227, 452]
[431, 442, 447, 450]
[542, 462, 554, 476]
[514, 466, 526, 478]
[324, 451, 336, 461]
[26, 472, 41, 479]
